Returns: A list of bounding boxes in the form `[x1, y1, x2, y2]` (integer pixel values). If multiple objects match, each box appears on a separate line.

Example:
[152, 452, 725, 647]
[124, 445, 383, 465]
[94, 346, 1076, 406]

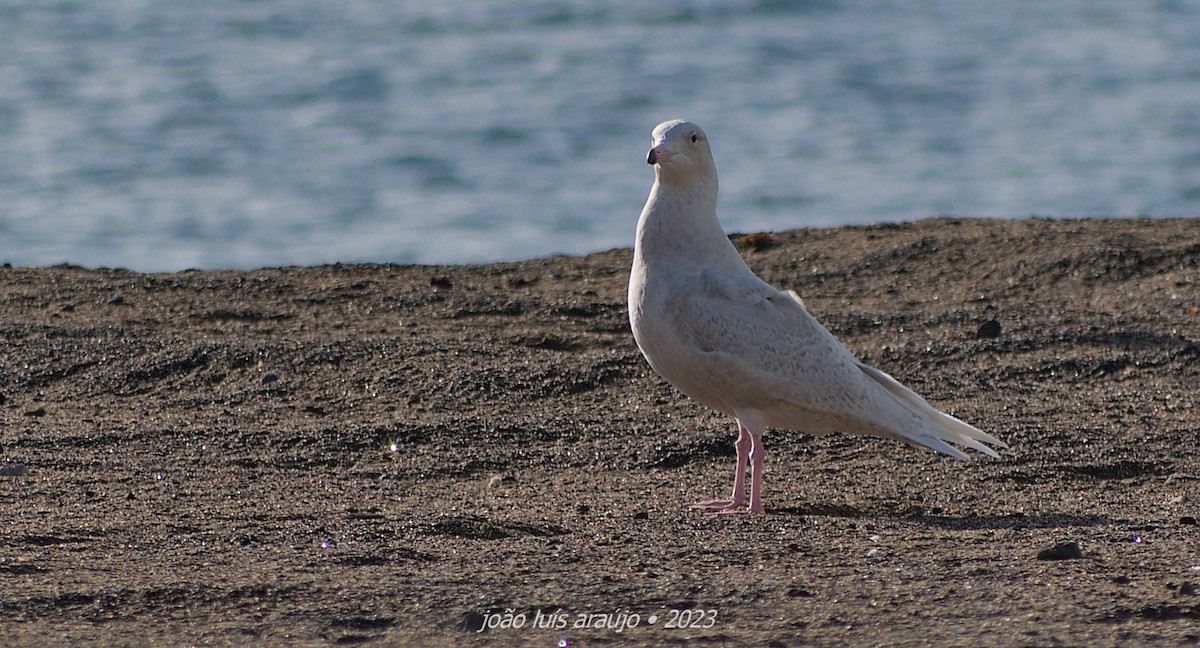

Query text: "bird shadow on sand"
[908, 511, 1123, 531]
[771, 504, 1122, 530]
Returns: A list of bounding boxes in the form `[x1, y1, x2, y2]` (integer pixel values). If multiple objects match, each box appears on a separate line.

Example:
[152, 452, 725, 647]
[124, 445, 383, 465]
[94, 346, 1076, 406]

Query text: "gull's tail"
[857, 362, 1008, 460]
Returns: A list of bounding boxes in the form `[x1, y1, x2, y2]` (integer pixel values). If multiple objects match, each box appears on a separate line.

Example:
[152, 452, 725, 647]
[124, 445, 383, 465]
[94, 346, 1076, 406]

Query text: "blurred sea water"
[1, 0, 1197, 271]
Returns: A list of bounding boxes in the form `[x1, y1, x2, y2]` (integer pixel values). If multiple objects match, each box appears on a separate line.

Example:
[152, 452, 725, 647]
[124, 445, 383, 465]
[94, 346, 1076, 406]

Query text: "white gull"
[627, 119, 1007, 514]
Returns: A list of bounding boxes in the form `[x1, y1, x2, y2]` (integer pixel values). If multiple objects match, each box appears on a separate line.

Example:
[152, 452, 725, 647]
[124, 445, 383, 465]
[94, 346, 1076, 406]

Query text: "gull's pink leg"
[711, 423, 766, 515]
[746, 429, 765, 514]
[689, 420, 751, 512]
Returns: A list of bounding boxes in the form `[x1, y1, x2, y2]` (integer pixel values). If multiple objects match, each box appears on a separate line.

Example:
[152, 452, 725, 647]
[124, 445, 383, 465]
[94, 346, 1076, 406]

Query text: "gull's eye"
[691, 133, 698, 143]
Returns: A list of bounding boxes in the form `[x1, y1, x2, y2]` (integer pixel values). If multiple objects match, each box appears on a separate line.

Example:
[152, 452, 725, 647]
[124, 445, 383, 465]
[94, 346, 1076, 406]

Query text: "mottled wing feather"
[669, 273, 882, 426]
[667, 271, 1003, 456]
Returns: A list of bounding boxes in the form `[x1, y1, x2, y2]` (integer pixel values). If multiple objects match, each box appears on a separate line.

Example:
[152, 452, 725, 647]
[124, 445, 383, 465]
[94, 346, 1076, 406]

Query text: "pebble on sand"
[976, 319, 1002, 339]
[1036, 541, 1082, 561]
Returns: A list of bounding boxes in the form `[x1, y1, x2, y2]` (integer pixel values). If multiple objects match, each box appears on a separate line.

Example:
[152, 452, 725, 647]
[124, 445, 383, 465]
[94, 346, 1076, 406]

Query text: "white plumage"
[628, 119, 1007, 514]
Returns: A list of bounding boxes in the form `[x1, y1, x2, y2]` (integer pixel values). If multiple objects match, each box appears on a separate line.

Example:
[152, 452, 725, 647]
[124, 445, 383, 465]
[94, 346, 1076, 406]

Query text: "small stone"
[506, 276, 537, 288]
[633, 510, 649, 520]
[976, 319, 1002, 339]
[459, 609, 486, 633]
[0, 464, 26, 477]
[430, 276, 453, 289]
[738, 232, 775, 252]
[1036, 541, 1082, 561]
[24, 407, 46, 417]
[106, 294, 125, 305]
[1180, 516, 1198, 526]
[260, 372, 279, 385]
[1181, 582, 1197, 596]
[1112, 575, 1131, 585]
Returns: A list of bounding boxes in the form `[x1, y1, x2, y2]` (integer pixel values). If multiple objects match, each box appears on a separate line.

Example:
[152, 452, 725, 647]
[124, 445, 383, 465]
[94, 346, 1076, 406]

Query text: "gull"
[627, 119, 1006, 514]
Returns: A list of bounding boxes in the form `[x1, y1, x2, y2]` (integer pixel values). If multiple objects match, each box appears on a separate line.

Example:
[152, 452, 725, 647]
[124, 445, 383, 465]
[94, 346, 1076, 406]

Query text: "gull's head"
[646, 119, 714, 185]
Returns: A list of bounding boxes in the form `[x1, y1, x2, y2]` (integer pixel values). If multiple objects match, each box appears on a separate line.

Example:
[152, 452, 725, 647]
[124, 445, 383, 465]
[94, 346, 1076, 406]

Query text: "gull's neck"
[634, 172, 746, 271]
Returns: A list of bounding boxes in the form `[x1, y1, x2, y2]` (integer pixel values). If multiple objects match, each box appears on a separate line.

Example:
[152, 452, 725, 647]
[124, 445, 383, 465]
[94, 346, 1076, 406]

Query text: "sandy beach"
[2, 217, 1198, 646]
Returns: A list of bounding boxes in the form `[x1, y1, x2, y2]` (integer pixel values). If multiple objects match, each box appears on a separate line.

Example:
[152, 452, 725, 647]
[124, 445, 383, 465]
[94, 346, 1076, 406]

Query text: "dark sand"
[2, 217, 1199, 647]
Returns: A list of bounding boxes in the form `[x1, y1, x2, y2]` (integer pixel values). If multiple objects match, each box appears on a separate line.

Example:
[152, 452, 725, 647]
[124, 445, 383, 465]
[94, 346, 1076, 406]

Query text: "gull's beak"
[647, 144, 671, 165]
